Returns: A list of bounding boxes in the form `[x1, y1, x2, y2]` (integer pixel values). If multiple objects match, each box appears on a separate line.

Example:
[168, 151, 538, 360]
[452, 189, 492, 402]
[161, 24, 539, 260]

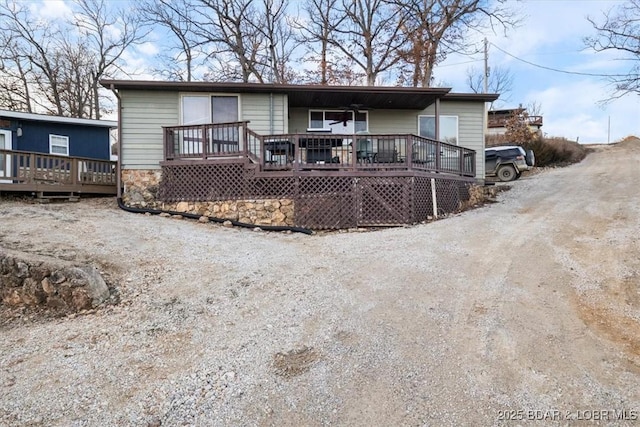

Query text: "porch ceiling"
[101, 80, 461, 110]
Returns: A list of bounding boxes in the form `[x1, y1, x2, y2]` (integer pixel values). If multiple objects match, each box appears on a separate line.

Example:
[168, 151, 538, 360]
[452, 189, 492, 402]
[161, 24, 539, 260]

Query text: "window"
[181, 95, 239, 125]
[49, 134, 69, 156]
[418, 115, 458, 145]
[308, 110, 368, 134]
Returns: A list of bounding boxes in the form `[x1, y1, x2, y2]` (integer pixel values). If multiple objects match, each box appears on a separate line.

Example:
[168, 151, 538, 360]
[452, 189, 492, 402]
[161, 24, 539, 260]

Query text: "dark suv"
[485, 145, 535, 182]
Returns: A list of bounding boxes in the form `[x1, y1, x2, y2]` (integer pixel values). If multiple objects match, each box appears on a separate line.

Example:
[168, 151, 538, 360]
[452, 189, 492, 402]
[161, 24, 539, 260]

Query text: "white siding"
[121, 91, 179, 169]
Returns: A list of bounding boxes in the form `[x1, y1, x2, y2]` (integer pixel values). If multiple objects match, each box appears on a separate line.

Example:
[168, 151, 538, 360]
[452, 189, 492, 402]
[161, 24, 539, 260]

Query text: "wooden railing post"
[202, 124, 208, 159]
[71, 158, 78, 186]
[293, 135, 300, 172]
[28, 152, 36, 183]
[406, 135, 413, 167]
[435, 140, 441, 172]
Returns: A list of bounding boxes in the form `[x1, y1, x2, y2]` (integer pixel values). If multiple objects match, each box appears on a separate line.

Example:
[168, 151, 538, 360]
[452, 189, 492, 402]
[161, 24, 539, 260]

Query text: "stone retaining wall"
[0, 250, 111, 313]
[166, 200, 295, 226]
[122, 169, 295, 226]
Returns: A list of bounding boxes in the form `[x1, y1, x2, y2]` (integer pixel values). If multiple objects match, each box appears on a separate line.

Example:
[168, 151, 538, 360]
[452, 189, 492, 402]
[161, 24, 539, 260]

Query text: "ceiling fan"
[329, 103, 367, 126]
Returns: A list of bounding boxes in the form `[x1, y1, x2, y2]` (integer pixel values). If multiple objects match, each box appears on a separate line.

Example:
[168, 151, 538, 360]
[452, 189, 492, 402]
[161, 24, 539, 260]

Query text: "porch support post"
[351, 130, 357, 171]
[434, 97, 440, 141]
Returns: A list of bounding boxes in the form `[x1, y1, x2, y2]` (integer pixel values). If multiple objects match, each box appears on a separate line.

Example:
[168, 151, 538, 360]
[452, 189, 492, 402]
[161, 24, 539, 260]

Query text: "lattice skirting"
[157, 162, 473, 229]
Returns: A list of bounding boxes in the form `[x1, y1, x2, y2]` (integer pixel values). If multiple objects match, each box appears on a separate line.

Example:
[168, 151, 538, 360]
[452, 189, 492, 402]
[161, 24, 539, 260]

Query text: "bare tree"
[0, 1, 69, 115]
[139, 0, 201, 81]
[394, 0, 517, 87]
[193, 0, 265, 82]
[74, 0, 146, 118]
[0, 0, 144, 118]
[256, 0, 300, 83]
[328, 0, 407, 85]
[586, 0, 640, 98]
[293, 0, 349, 84]
[466, 64, 513, 98]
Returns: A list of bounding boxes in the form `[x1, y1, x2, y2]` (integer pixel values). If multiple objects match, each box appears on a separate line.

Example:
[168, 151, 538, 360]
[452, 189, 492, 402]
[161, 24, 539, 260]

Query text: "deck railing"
[163, 121, 250, 160]
[0, 149, 116, 191]
[162, 122, 475, 177]
[488, 115, 543, 128]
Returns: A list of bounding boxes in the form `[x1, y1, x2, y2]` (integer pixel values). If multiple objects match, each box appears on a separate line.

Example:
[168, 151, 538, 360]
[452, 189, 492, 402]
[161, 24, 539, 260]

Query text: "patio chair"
[375, 138, 397, 163]
[356, 137, 374, 163]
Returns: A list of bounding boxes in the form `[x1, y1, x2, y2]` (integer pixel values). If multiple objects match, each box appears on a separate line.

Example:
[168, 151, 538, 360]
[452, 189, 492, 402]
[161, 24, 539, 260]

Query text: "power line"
[490, 42, 632, 77]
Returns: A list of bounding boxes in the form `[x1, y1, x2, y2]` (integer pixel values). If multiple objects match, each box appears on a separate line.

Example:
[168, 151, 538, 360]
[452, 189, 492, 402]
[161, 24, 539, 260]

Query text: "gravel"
[1, 139, 639, 426]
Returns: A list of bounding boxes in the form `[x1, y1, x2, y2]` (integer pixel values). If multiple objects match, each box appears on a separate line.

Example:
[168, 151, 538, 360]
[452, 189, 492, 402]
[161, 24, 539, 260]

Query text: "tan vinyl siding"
[367, 110, 420, 134]
[240, 93, 287, 134]
[424, 101, 486, 178]
[120, 91, 289, 169]
[121, 90, 179, 169]
[288, 108, 309, 133]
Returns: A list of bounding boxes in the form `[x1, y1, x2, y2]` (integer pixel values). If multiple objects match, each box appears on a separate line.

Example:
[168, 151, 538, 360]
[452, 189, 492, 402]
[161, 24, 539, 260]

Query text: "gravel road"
[1, 139, 639, 426]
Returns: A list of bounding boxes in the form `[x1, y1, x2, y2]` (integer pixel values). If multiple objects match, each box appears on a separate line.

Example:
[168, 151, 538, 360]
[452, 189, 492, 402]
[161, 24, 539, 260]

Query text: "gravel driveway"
[1, 139, 639, 426]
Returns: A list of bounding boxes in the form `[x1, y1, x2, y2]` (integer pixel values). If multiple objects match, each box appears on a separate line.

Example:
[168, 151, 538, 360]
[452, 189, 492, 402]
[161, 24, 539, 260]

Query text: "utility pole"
[484, 38, 489, 94]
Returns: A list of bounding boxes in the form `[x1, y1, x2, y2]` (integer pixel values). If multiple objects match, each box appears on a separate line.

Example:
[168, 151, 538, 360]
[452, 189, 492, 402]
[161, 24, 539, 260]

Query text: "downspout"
[109, 83, 122, 199]
[269, 92, 274, 134]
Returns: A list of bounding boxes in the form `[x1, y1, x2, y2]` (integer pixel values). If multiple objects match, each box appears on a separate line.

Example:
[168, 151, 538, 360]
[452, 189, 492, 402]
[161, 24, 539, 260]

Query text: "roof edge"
[444, 92, 500, 102]
[100, 79, 452, 95]
[0, 109, 117, 127]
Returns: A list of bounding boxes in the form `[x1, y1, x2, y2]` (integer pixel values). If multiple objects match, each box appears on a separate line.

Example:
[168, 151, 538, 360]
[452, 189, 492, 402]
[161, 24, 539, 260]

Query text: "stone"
[171, 215, 183, 220]
[159, 213, 171, 218]
[15, 261, 29, 278]
[223, 220, 233, 228]
[253, 227, 263, 232]
[176, 201, 189, 212]
[41, 277, 55, 295]
[72, 289, 92, 311]
[198, 216, 209, 223]
[3, 289, 22, 305]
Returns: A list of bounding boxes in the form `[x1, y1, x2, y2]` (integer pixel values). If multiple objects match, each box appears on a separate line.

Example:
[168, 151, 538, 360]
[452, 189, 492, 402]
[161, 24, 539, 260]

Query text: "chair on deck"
[375, 138, 397, 163]
[356, 135, 374, 163]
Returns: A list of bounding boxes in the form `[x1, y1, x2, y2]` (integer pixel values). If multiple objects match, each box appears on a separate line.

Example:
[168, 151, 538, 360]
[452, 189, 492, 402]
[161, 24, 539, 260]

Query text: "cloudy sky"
[30, 0, 638, 144]
[433, 0, 640, 143]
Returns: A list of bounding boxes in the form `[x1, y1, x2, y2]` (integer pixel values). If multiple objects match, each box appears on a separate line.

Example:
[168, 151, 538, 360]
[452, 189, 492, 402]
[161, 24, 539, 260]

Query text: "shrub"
[486, 110, 588, 167]
[486, 134, 587, 167]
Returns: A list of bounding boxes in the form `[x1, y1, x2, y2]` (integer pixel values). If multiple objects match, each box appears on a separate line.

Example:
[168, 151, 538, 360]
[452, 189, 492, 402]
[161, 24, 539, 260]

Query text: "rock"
[41, 277, 55, 295]
[15, 261, 29, 278]
[253, 227, 263, 232]
[223, 220, 233, 228]
[176, 201, 189, 212]
[171, 215, 183, 220]
[198, 216, 209, 223]
[159, 212, 171, 218]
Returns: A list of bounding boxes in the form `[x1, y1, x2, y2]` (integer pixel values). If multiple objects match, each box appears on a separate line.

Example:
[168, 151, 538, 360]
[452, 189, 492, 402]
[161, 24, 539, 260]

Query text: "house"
[487, 107, 543, 136]
[0, 109, 116, 160]
[101, 80, 498, 229]
[0, 110, 118, 197]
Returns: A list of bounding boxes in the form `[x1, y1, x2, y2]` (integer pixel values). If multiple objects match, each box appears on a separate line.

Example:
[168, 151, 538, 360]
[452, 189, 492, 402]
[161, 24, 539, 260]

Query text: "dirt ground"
[1, 138, 639, 426]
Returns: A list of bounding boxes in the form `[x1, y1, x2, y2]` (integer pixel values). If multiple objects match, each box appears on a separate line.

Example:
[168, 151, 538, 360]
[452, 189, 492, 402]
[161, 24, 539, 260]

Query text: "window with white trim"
[308, 110, 368, 134]
[418, 115, 458, 145]
[181, 94, 239, 125]
[49, 134, 69, 156]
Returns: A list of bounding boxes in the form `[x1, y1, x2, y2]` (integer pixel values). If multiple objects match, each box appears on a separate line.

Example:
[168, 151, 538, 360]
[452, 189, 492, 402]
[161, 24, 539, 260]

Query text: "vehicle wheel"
[497, 165, 517, 182]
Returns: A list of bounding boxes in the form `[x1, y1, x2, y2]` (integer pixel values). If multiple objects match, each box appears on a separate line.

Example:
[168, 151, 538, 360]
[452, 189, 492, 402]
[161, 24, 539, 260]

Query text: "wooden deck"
[162, 121, 476, 177]
[0, 149, 117, 195]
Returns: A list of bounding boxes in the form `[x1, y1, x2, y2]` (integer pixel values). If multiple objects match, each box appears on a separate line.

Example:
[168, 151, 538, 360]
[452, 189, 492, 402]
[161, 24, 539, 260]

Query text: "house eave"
[100, 79, 456, 110]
